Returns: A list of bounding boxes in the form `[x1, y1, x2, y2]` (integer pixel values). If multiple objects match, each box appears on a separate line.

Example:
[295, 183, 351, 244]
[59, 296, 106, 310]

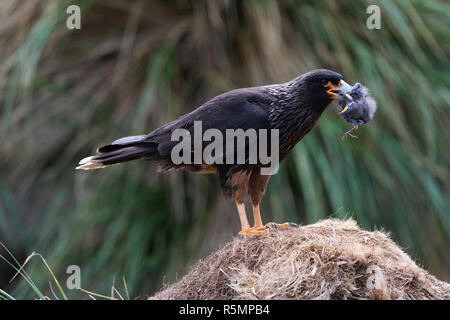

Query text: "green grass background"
[0, 0, 448, 299]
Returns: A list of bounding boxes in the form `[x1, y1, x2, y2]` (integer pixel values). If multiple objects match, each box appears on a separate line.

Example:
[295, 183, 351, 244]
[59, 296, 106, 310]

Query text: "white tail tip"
[76, 162, 106, 170]
[76, 156, 106, 170]
[79, 156, 95, 165]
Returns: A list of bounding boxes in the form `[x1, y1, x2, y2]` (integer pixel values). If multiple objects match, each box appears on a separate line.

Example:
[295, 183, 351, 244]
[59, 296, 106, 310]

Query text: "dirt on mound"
[151, 219, 450, 300]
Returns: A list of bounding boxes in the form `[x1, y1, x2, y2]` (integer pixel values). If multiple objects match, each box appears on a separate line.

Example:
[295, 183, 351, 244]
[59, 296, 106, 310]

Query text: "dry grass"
[152, 219, 450, 300]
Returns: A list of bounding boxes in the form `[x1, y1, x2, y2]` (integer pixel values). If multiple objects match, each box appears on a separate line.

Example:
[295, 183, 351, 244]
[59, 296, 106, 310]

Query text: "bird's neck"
[268, 81, 330, 159]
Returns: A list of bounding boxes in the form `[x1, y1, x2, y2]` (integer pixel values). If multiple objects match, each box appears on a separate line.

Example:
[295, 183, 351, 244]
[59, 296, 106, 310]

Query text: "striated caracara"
[77, 69, 352, 237]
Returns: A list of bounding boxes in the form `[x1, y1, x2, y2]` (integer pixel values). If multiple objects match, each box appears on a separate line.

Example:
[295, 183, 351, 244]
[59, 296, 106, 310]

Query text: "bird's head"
[350, 82, 364, 98]
[300, 69, 352, 107]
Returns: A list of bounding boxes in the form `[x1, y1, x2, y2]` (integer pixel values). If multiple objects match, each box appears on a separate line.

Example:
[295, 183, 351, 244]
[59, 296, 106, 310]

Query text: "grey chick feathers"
[337, 83, 377, 140]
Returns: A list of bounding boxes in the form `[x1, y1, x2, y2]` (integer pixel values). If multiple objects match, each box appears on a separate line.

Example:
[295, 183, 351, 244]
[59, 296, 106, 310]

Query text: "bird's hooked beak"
[324, 80, 352, 100]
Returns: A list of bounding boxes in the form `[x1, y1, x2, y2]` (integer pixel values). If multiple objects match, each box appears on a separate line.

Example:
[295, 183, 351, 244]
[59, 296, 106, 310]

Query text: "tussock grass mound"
[152, 219, 450, 300]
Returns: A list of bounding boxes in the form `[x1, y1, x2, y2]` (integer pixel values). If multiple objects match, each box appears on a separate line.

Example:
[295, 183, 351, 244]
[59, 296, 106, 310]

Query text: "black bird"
[77, 69, 352, 237]
[338, 83, 377, 140]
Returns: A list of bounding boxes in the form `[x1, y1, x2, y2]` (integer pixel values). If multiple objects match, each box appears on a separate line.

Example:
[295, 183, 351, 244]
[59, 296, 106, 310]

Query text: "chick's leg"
[341, 124, 359, 140]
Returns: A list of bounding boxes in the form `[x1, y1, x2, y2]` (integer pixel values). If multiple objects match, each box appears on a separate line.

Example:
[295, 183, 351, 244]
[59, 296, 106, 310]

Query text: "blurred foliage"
[0, 0, 449, 299]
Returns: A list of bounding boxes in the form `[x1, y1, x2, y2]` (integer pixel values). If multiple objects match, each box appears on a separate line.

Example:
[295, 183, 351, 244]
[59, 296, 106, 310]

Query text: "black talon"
[271, 223, 278, 229]
[288, 222, 299, 227]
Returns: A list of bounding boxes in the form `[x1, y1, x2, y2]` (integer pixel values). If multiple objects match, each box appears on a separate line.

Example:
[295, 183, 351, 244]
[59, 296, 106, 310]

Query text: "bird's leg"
[252, 204, 298, 231]
[238, 171, 299, 238]
[252, 204, 296, 230]
[341, 124, 359, 140]
[254, 205, 299, 230]
[237, 202, 271, 238]
[252, 204, 264, 228]
[236, 202, 250, 231]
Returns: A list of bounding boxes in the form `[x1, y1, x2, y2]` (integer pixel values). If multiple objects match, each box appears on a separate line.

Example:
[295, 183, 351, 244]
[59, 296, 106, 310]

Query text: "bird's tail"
[76, 135, 157, 170]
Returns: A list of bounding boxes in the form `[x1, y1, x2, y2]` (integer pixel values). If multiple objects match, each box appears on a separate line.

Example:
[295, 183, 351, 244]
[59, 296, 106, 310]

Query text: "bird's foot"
[238, 222, 300, 239]
[238, 225, 270, 239]
[265, 222, 300, 229]
[341, 132, 358, 140]
[341, 124, 359, 140]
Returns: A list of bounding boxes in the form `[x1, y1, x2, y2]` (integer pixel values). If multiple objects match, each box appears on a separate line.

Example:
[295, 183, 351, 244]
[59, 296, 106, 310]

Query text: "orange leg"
[237, 202, 269, 238]
[252, 203, 298, 230]
[252, 204, 264, 228]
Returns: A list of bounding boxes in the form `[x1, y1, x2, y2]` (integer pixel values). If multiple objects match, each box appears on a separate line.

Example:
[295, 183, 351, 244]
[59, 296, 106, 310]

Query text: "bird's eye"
[321, 80, 328, 85]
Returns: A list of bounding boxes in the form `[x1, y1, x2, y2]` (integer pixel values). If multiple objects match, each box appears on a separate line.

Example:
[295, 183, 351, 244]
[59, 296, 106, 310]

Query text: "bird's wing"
[143, 86, 273, 160]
